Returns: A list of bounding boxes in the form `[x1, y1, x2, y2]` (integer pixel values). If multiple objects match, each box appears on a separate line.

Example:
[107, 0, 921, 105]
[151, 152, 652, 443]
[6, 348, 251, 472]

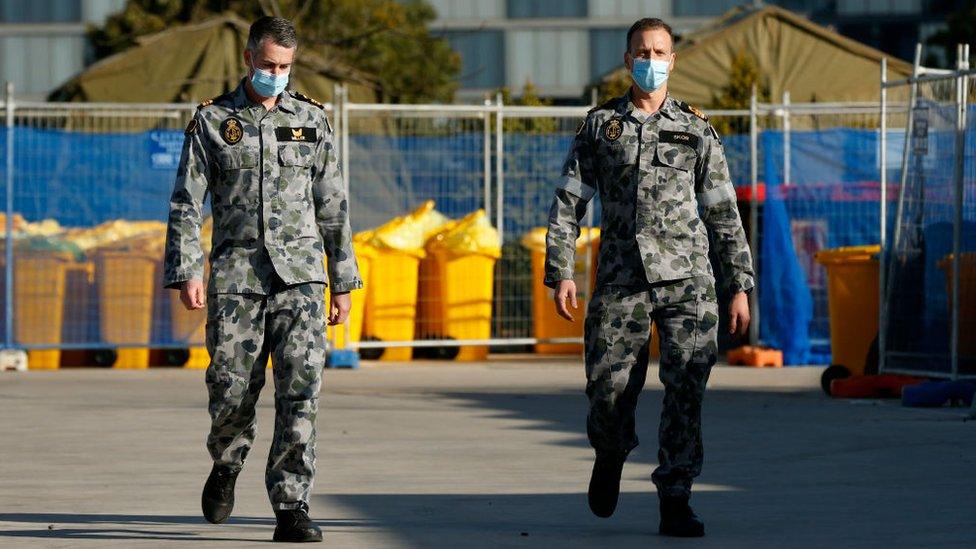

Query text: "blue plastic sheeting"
[2, 127, 177, 225]
[0, 125, 908, 364]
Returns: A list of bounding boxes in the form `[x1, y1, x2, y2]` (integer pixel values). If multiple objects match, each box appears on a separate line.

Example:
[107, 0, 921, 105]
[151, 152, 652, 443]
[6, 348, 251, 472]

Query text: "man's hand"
[328, 292, 352, 326]
[728, 291, 750, 339]
[180, 279, 205, 311]
[553, 280, 579, 322]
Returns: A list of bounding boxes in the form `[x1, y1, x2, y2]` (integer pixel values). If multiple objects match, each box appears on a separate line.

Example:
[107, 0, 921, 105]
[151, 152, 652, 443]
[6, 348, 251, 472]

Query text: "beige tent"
[50, 14, 378, 104]
[595, 5, 913, 106]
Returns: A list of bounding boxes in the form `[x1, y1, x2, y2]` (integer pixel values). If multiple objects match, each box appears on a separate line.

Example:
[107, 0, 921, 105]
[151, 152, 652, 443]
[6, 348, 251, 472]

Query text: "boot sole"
[202, 497, 233, 524]
[272, 529, 323, 542]
[659, 522, 705, 537]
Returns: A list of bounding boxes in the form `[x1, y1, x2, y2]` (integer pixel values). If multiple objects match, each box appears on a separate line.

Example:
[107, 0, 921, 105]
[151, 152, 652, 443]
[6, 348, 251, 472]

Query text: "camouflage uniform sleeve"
[313, 115, 363, 293]
[163, 113, 211, 290]
[543, 117, 597, 289]
[695, 125, 755, 294]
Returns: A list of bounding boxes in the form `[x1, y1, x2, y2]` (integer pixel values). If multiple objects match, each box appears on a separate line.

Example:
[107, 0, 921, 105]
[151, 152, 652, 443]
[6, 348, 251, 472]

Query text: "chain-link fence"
[0, 82, 903, 366]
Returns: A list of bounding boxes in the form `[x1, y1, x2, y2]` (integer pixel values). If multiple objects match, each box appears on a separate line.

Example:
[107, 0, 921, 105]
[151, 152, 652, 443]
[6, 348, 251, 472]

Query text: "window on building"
[426, 0, 504, 20]
[507, 0, 586, 18]
[589, 0, 671, 18]
[0, 0, 82, 23]
[442, 30, 505, 89]
[590, 28, 628, 81]
[506, 30, 589, 94]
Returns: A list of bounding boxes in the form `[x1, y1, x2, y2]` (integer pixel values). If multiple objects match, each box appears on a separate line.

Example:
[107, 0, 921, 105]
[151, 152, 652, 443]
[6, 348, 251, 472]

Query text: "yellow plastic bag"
[426, 209, 500, 259]
[368, 200, 449, 258]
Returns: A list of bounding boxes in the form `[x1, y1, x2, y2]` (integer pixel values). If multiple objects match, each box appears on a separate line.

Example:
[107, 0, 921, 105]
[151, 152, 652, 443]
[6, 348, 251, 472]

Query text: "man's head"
[623, 18, 675, 92]
[244, 16, 297, 83]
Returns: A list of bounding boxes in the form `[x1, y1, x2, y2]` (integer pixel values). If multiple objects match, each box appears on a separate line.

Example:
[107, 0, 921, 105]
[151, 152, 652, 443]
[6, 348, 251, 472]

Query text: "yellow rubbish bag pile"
[417, 209, 501, 361]
[354, 200, 450, 361]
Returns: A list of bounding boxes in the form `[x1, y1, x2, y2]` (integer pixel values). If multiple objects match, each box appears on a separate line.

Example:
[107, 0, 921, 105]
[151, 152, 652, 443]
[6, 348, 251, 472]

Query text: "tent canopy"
[595, 5, 913, 106]
[50, 14, 378, 104]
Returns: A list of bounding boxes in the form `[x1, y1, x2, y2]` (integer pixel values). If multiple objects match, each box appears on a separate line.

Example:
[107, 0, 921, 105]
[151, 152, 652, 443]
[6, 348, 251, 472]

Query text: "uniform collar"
[617, 90, 679, 122]
[230, 78, 296, 114]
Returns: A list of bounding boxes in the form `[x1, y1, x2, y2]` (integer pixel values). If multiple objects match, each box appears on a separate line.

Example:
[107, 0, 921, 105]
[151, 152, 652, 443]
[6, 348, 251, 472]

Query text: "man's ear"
[668, 52, 676, 72]
[243, 49, 253, 75]
[623, 51, 632, 71]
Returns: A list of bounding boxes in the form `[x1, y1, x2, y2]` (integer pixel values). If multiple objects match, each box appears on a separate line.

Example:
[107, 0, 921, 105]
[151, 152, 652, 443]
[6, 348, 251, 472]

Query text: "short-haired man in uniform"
[545, 18, 754, 537]
[163, 16, 362, 543]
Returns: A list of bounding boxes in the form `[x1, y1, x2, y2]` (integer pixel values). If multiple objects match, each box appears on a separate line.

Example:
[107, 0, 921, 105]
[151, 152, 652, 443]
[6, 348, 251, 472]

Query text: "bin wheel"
[414, 337, 461, 360]
[92, 349, 117, 367]
[162, 348, 190, 367]
[359, 336, 384, 361]
[821, 364, 851, 396]
[864, 334, 879, 376]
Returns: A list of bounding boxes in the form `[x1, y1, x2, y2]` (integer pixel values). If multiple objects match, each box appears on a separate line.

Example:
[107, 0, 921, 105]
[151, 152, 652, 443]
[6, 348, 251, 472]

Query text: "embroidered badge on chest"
[604, 118, 623, 141]
[275, 127, 318, 142]
[220, 117, 244, 145]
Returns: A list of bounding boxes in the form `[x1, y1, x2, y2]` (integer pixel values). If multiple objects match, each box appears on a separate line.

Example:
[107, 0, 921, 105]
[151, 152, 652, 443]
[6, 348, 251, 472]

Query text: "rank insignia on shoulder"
[220, 117, 244, 145]
[184, 118, 198, 136]
[575, 119, 585, 136]
[293, 91, 325, 109]
[687, 105, 708, 121]
[197, 98, 214, 109]
[604, 118, 623, 141]
[276, 126, 318, 142]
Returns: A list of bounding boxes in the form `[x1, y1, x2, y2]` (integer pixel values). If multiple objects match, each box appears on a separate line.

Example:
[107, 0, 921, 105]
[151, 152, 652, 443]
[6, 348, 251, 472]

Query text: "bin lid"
[814, 244, 880, 265]
[426, 209, 501, 258]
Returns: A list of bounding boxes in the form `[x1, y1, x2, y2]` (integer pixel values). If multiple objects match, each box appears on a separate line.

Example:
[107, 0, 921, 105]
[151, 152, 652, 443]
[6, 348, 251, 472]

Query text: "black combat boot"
[201, 463, 240, 524]
[273, 504, 323, 543]
[658, 494, 705, 537]
[587, 451, 626, 518]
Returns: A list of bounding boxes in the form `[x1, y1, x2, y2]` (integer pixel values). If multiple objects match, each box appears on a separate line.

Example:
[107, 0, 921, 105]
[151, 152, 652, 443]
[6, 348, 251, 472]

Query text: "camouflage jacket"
[163, 81, 362, 295]
[545, 93, 754, 294]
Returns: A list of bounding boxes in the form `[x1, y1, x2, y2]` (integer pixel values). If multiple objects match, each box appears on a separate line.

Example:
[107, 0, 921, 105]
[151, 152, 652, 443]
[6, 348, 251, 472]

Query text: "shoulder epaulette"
[587, 96, 620, 115]
[677, 100, 709, 122]
[293, 91, 325, 110]
[196, 98, 213, 109]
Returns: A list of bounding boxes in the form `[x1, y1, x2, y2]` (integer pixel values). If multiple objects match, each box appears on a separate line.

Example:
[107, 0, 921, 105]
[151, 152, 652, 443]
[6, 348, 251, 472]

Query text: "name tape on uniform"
[275, 127, 318, 143]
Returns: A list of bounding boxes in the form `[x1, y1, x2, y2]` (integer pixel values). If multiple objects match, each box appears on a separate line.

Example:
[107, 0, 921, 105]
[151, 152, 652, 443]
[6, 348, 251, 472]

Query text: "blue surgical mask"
[250, 66, 289, 98]
[631, 58, 670, 93]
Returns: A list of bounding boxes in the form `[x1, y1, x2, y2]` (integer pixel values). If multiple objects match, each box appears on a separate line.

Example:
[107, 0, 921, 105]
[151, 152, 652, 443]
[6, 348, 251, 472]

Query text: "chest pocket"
[215, 146, 259, 205]
[654, 130, 699, 172]
[277, 143, 315, 201]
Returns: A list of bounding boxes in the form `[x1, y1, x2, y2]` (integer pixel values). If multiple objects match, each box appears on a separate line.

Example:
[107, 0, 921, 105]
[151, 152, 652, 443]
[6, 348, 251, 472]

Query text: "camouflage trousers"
[205, 281, 327, 511]
[584, 276, 719, 497]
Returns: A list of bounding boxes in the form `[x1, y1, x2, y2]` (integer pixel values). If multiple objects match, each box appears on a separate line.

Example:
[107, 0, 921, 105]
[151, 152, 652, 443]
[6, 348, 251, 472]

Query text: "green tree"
[711, 52, 769, 135]
[87, 0, 460, 103]
[926, 1, 976, 68]
[499, 80, 557, 134]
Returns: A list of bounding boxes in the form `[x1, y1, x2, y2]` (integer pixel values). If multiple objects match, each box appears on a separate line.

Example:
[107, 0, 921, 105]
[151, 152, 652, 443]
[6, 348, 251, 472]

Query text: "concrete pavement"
[0, 357, 973, 548]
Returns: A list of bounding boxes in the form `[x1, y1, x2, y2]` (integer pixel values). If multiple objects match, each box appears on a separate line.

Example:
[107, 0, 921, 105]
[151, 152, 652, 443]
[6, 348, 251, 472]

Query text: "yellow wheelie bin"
[325, 239, 376, 351]
[814, 245, 880, 384]
[417, 209, 501, 361]
[361, 201, 449, 361]
[12, 250, 75, 369]
[522, 227, 600, 354]
[94, 234, 165, 369]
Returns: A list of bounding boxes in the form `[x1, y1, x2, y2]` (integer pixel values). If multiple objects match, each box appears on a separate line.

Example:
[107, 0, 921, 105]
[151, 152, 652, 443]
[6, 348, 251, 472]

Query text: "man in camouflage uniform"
[163, 16, 360, 543]
[545, 18, 753, 537]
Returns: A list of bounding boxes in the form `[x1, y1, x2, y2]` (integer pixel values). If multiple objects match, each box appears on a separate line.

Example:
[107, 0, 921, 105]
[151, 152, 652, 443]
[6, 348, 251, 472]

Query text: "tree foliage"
[711, 52, 769, 135]
[87, 0, 460, 103]
[926, 1, 976, 68]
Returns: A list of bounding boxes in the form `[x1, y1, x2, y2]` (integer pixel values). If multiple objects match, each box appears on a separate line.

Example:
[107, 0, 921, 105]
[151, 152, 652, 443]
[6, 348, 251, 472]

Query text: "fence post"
[495, 93, 504, 244]
[4, 82, 13, 350]
[950, 43, 969, 381]
[748, 85, 760, 346]
[782, 90, 791, 187]
[483, 97, 492, 218]
[879, 57, 888, 374]
[339, 84, 350, 203]
[883, 43, 923, 374]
